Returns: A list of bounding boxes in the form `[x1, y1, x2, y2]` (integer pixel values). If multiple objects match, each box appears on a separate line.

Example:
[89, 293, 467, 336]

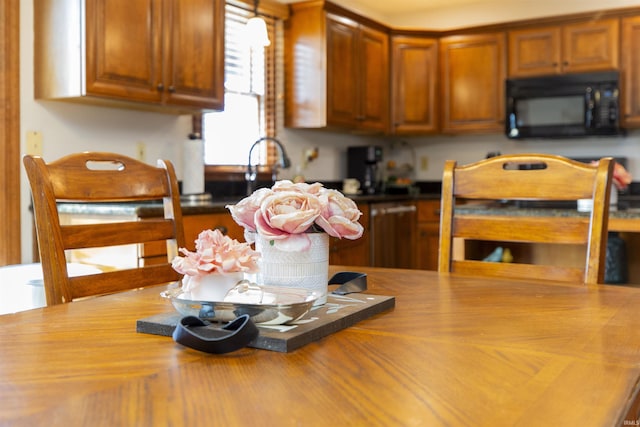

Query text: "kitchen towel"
[182, 137, 205, 195]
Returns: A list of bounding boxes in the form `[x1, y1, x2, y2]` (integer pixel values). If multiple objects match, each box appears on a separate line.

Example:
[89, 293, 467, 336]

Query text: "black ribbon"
[172, 314, 258, 354]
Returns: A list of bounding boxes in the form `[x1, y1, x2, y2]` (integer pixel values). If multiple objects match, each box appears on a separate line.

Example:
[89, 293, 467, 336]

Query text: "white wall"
[18, 0, 640, 262]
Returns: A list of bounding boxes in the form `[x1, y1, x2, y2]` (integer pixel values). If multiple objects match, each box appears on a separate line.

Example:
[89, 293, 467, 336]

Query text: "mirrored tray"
[161, 282, 319, 325]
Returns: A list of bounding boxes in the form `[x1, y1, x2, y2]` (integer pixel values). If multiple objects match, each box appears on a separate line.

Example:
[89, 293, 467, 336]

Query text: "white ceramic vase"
[254, 233, 329, 305]
[181, 272, 244, 302]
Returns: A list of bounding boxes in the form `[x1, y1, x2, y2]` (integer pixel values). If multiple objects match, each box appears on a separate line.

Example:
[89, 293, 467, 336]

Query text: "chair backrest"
[24, 152, 186, 305]
[438, 154, 614, 285]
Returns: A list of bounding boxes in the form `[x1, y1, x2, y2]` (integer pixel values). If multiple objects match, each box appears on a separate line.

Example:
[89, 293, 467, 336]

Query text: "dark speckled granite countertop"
[57, 193, 442, 218]
[456, 200, 640, 233]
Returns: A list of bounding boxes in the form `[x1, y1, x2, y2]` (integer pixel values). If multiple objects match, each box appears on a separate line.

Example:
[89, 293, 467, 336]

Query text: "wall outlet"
[420, 156, 429, 171]
[26, 131, 43, 156]
[136, 142, 146, 162]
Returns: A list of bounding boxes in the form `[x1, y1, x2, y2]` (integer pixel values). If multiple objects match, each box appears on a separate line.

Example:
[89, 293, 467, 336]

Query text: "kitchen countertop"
[56, 193, 442, 218]
[456, 201, 640, 233]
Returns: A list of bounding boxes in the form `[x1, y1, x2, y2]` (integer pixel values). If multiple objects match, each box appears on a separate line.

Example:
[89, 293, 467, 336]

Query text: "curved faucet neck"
[246, 136, 291, 195]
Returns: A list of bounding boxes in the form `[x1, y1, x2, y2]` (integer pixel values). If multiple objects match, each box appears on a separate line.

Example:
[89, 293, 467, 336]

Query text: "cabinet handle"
[168, 86, 176, 93]
[563, 61, 569, 66]
[156, 83, 164, 91]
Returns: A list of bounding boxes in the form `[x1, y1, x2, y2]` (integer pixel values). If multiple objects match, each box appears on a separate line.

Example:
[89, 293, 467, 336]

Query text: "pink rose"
[226, 187, 272, 232]
[272, 180, 324, 195]
[315, 189, 364, 240]
[227, 180, 364, 252]
[254, 190, 322, 251]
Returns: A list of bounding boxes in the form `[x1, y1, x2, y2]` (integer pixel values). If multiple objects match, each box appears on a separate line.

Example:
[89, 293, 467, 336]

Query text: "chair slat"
[451, 260, 585, 284]
[453, 215, 590, 245]
[68, 264, 180, 300]
[61, 220, 177, 249]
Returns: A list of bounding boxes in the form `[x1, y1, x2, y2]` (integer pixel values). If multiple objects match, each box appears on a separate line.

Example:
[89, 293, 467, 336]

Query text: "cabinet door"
[415, 222, 440, 271]
[326, 14, 360, 127]
[86, 0, 163, 103]
[358, 26, 389, 132]
[164, 0, 225, 110]
[415, 200, 440, 271]
[508, 26, 562, 77]
[562, 18, 619, 74]
[391, 36, 438, 134]
[622, 16, 640, 128]
[329, 204, 370, 266]
[440, 32, 506, 133]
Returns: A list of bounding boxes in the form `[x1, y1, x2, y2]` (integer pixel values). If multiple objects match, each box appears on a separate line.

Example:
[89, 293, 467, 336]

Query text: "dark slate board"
[137, 293, 395, 353]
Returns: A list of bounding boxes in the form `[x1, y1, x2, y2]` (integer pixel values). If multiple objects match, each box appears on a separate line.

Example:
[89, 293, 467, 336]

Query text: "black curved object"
[173, 314, 259, 354]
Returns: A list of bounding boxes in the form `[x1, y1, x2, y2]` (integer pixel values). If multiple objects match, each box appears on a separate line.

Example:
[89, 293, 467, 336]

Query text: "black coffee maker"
[347, 146, 383, 194]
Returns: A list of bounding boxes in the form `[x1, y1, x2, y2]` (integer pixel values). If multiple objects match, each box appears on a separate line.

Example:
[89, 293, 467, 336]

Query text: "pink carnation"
[171, 229, 260, 276]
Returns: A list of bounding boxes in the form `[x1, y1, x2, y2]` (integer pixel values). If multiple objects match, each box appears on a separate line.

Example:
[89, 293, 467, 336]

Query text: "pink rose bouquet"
[226, 180, 364, 252]
[171, 229, 260, 277]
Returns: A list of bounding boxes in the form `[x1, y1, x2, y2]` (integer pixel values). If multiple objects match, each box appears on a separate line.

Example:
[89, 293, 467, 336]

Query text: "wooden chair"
[24, 152, 186, 305]
[438, 154, 614, 285]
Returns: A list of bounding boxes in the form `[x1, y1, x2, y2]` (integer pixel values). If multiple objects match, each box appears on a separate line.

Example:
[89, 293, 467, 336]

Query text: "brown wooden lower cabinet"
[414, 200, 441, 270]
[329, 204, 370, 267]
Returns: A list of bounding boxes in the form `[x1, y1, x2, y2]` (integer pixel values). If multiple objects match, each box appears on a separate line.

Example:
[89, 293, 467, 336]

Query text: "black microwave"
[506, 71, 624, 139]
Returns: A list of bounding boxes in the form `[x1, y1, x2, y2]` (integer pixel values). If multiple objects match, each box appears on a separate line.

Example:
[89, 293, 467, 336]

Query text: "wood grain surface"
[2, 266, 640, 426]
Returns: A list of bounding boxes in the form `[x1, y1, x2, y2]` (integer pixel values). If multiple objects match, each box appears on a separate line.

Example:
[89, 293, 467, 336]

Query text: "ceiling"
[280, 0, 484, 16]
[279, 0, 640, 30]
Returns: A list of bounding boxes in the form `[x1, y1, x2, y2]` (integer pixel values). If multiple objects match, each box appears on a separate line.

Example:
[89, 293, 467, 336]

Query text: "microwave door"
[510, 95, 586, 138]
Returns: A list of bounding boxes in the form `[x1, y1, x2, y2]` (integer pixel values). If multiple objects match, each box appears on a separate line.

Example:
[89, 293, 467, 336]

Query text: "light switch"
[26, 131, 43, 156]
[420, 156, 428, 171]
[136, 142, 146, 162]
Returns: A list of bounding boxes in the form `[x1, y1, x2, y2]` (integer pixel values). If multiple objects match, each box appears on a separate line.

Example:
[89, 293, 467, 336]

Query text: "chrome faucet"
[245, 136, 292, 195]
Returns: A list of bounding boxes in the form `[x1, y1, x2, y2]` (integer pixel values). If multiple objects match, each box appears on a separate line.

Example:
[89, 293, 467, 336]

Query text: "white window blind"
[204, 3, 276, 166]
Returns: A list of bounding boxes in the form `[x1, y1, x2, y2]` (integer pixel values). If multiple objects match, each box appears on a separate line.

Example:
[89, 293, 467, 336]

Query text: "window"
[203, 3, 277, 167]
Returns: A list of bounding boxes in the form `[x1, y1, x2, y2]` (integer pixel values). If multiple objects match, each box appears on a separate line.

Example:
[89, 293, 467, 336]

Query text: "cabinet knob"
[168, 86, 176, 93]
[156, 83, 164, 91]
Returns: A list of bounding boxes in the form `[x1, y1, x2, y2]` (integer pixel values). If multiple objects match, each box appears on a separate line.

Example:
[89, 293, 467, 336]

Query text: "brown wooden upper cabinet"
[622, 15, 640, 128]
[285, 2, 389, 132]
[508, 18, 619, 78]
[34, 0, 225, 113]
[391, 36, 439, 135]
[439, 32, 506, 134]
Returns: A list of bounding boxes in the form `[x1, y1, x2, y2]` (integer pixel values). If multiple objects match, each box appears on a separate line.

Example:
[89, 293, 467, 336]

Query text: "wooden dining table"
[2, 265, 640, 426]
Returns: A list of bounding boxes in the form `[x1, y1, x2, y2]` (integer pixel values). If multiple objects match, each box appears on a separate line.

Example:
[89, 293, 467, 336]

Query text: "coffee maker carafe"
[347, 146, 383, 195]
